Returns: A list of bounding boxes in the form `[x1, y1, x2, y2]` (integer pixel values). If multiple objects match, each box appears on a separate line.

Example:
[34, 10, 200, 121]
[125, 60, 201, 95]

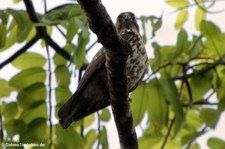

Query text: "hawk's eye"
[131, 13, 135, 20]
[117, 17, 122, 22]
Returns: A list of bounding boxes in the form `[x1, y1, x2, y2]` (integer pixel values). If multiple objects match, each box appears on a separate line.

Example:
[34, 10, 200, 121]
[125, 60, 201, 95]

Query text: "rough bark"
[77, 0, 138, 148]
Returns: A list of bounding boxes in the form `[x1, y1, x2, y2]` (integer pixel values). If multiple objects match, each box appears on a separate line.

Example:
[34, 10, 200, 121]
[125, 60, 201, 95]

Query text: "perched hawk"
[58, 12, 148, 129]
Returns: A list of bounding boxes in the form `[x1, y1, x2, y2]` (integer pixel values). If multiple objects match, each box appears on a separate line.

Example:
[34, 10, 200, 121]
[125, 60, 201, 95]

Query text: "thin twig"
[86, 40, 98, 53]
[185, 126, 208, 149]
[46, 44, 53, 149]
[43, 1, 53, 148]
[183, 101, 218, 107]
[173, 55, 225, 80]
[0, 106, 3, 142]
[205, 90, 215, 101]
[96, 111, 101, 149]
[182, 65, 193, 106]
[144, 63, 172, 81]
[161, 117, 176, 149]
[0, 35, 39, 70]
[55, 26, 66, 38]
[168, 0, 225, 15]
[193, 0, 225, 14]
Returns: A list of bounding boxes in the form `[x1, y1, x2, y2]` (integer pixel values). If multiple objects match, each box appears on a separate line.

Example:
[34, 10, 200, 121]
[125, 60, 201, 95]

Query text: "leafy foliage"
[0, 0, 225, 149]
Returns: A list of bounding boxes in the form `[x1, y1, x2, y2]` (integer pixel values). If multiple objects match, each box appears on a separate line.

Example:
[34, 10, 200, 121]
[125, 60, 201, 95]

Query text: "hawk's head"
[116, 12, 139, 34]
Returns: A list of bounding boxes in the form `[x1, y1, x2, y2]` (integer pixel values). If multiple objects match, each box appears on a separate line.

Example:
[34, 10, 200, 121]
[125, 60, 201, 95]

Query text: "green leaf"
[195, 7, 206, 30]
[0, 20, 17, 51]
[20, 102, 47, 124]
[17, 83, 46, 109]
[56, 124, 84, 149]
[99, 126, 109, 149]
[200, 108, 219, 128]
[7, 9, 33, 43]
[20, 118, 47, 143]
[186, 110, 202, 130]
[175, 9, 188, 29]
[218, 100, 225, 112]
[99, 108, 111, 122]
[2, 102, 18, 121]
[159, 46, 177, 65]
[176, 28, 189, 56]
[55, 65, 71, 86]
[160, 140, 181, 149]
[188, 35, 203, 58]
[139, 134, 162, 149]
[83, 114, 95, 128]
[201, 21, 225, 56]
[147, 79, 167, 131]
[0, 79, 14, 98]
[13, 0, 22, 3]
[83, 130, 97, 149]
[55, 86, 72, 105]
[189, 143, 200, 149]
[148, 16, 162, 38]
[130, 83, 149, 126]
[160, 74, 184, 136]
[53, 53, 68, 66]
[66, 19, 79, 43]
[0, 10, 8, 23]
[166, 0, 189, 8]
[40, 4, 82, 25]
[190, 72, 212, 101]
[9, 67, 46, 90]
[4, 119, 26, 138]
[214, 68, 225, 101]
[12, 52, 46, 70]
[0, 23, 7, 48]
[73, 35, 89, 68]
[181, 130, 205, 145]
[207, 137, 225, 149]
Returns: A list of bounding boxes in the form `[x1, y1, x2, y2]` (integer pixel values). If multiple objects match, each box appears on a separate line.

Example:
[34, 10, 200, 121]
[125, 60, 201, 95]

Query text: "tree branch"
[161, 117, 176, 149]
[46, 44, 53, 149]
[0, 107, 3, 142]
[23, 0, 71, 61]
[77, 0, 138, 148]
[183, 101, 218, 107]
[0, 35, 39, 70]
[173, 55, 225, 80]
[43, 1, 53, 149]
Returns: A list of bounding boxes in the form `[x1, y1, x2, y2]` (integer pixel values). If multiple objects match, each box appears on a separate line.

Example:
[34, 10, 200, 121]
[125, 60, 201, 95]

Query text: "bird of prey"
[58, 12, 148, 129]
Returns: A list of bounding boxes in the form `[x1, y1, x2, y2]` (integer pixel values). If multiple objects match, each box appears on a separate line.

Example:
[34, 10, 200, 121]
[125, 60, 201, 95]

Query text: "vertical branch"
[46, 44, 53, 149]
[96, 111, 101, 149]
[43, 1, 53, 148]
[182, 65, 193, 107]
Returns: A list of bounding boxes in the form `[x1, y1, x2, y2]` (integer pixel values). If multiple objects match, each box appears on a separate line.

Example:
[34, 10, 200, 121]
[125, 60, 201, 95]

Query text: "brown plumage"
[58, 12, 148, 129]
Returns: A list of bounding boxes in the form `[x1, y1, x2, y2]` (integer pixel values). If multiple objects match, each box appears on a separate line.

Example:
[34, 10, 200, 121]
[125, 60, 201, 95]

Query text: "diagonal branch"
[161, 117, 176, 149]
[77, 0, 138, 148]
[23, 0, 71, 61]
[173, 54, 225, 80]
[0, 35, 39, 70]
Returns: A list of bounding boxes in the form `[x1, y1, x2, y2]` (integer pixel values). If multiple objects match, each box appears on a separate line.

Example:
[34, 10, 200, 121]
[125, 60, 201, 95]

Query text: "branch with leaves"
[23, 0, 71, 60]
